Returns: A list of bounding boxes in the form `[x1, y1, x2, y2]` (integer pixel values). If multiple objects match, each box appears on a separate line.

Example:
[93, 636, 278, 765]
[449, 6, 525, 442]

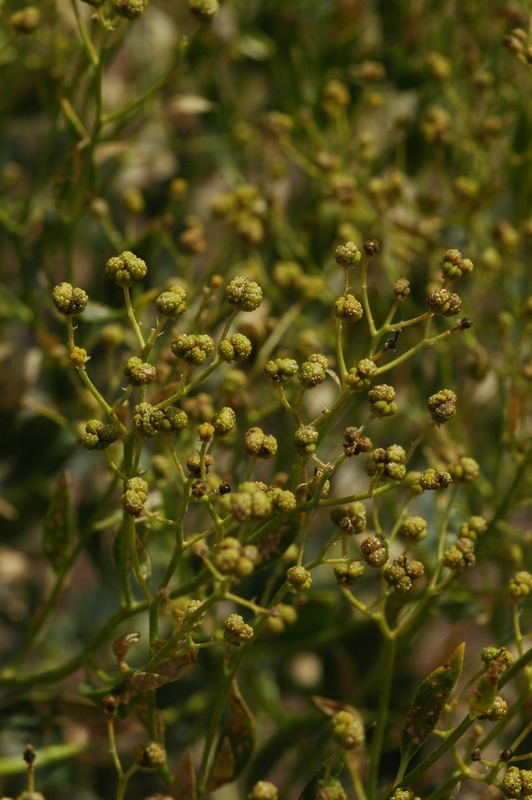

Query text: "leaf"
[298, 750, 347, 800]
[400, 642, 465, 767]
[156, 649, 198, 682]
[469, 653, 504, 715]
[208, 680, 255, 790]
[43, 470, 73, 572]
[171, 747, 197, 800]
[129, 671, 170, 691]
[136, 534, 152, 583]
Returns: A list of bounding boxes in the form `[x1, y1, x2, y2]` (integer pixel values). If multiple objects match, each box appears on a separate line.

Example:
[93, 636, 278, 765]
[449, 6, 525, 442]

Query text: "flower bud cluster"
[124, 357, 157, 386]
[245, 427, 278, 458]
[346, 358, 378, 390]
[133, 740, 166, 768]
[368, 384, 398, 417]
[334, 561, 365, 585]
[156, 285, 187, 318]
[441, 249, 474, 280]
[225, 276, 263, 312]
[383, 555, 424, 593]
[460, 515, 487, 541]
[267, 603, 298, 634]
[249, 781, 278, 800]
[427, 288, 462, 317]
[224, 613, 254, 646]
[334, 294, 363, 322]
[443, 537, 476, 569]
[401, 516, 428, 542]
[223, 482, 273, 522]
[286, 565, 312, 594]
[171, 334, 215, 365]
[213, 537, 259, 578]
[219, 333, 253, 362]
[294, 425, 319, 455]
[133, 403, 188, 437]
[427, 389, 457, 425]
[212, 407, 237, 437]
[419, 468, 452, 491]
[298, 354, 329, 387]
[121, 477, 149, 517]
[186, 454, 214, 477]
[330, 502, 367, 534]
[360, 535, 389, 567]
[334, 241, 362, 267]
[331, 710, 364, 749]
[501, 767, 532, 799]
[105, 251, 147, 286]
[448, 456, 480, 484]
[478, 695, 508, 721]
[368, 445, 406, 481]
[52, 283, 89, 315]
[82, 420, 120, 450]
[70, 346, 88, 367]
[343, 427, 372, 456]
[509, 571, 532, 600]
[264, 358, 299, 383]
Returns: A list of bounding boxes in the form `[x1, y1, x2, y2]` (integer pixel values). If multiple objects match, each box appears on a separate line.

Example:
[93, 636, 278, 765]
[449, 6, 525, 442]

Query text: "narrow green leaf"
[400, 642, 465, 767]
[171, 747, 197, 800]
[43, 470, 74, 572]
[298, 750, 347, 800]
[469, 653, 504, 715]
[208, 680, 256, 790]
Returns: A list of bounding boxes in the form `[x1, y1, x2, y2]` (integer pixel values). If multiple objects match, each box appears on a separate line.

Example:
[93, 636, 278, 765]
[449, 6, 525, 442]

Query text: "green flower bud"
[52, 283, 89, 315]
[394, 278, 410, 300]
[335, 241, 362, 267]
[460, 515, 487, 540]
[427, 389, 457, 424]
[442, 249, 474, 280]
[198, 423, 215, 441]
[268, 488, 297, 512]
[448, 456, 479, 484]
[264, 358, 299, 383]
[481, 646, 513, 671]
[346, 358, 378, 391]
[334, 294, 363, 322]
[171, 334, 215, 365]
[443, 537, 476, 569]
[186, 454, 213, 477]
[245, 427, 278, 458]
[225, 276, 263, 312]
[384, 556, 424, 593]
[112, 0, 147, 20]
[401, 516, 427, 542]
[294, 425, 319, 456]
[10, 7, 40, 33]
[212, 407, 236, 437]
[105, 251, 147, 286]
[230, 483, 272, 522]
[249, 781, 278, 800]
[332, 710, 364, 750]
[156, 285, 186, 318]
[334, 561, 365, 585]
[189, 0, 219, 21]
[502, 767, 522, 799]
[427, 288, 462, 317]
[82, 419, 120, 451]
[133, 740, 167, 768]
[213, 537, 241, 575]
[368, 384, 397, 417]
[124, 357, 157, 386]
[219, 333, 253, 362]
[298, 356, 328, 388]
[70, 346, 88, 367]
[315, 778, 346, 800]
[419, 468, 452, 490]
[509, 571, 532, 600]
[478, 695, 508, 721]
[286, 566, 312, 594]
[390, 790, 414, 800]
[360, 535, 388, 567]
[330, 502, 367, 534]
[224, 613, 254, 645]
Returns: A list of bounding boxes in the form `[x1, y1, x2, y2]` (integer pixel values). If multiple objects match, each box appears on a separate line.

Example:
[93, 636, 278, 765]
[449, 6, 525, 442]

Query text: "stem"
[123, 286, 146, 350]
[369, 634, 396, 800]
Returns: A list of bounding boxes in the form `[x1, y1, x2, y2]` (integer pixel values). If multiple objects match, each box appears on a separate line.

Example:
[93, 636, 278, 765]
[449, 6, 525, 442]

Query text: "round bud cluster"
[156, 285, 186, 318]
[368, 384, 398, 417]
[334, 561, 365, 585]
[264, 358, 299, 383]
[70, 346, 88, 367]
[186, 454, 213, 477]
[460, 515, 487, 541]
[212, 407, 237, 437]
[179, 215, 206, 255]
[105, 251, 147, 286]
[267, 487, 297, 513]
[307, 469, 331, 499]
[346, 358, 378, 391]
[133, 740, 167, 768]
[286, 566, 312, 594]
[334, 241, 362, 267]
[400, 516, 428, 543]
[52, 283, 89, 315]
[478, 695, 508, 721]
[121, 477, 149, 517]
[427, 288, 462, 317]
[124, 357, 157, 386]
[405, 471, 424, 496]
[443, 537, 476, 569]
[481, 646, 513, 671]
[171, 334, 215, 366]
[10, 6, 40, 32]
[360, 535, 389, 567]
[332, 710, 364, 750]
[248, 781, 279, 800]
[427, 389, 457, 425]
[394, 278, 410, 300]
[184, 599, 207, 630]
[364, 239, 380, 256]
[314, 778, 346, 800]
[267, 603, 298, 634]
[294, 425, 319, 456]
[390, 790, 415, 800]
[298, 354, 329, 388]
[225, 276, 263, 312]
[383, 556, 425, 594]
[448, 456, 480, 484]
[509, 571, 532, 600]
[219, 334, 253, 362]
[501, 767, 532, 799]
[419, 468, 452, 491]
[198, 423, 215, 441]
[334, 294, 364, 322]
[442, 249, 474, 281]
[343, 427, 372, 456]
[369, 445, 406, 481]
[245, 427, 278, 458]
[224, 613, 254, 646]
[82, 420, 120, 451]
[189, 0, 219, 22]
[133, 403, 188, 437]
[272, 261, 302, 288]
[330, 502, 367, 535]
[226, 482, 273, 522]
[213, 537, 259, 578]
